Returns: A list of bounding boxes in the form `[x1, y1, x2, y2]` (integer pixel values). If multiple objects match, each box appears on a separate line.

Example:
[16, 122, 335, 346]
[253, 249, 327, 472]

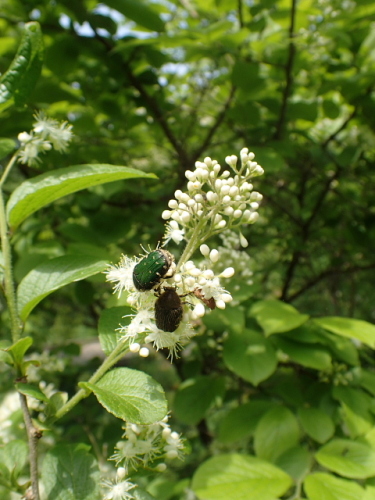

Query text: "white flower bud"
[117, 467, 127, 480]
[254, 166, 264, 176]
[203, 270, 214, 279]
[162, 210, 172, 220]
[185, 170, 196, 180]
[200, 244, 210, 256]
[213, 164, 221, 174]
[129, 343, 141, 353]
[174, 189, 183, 200]
[180, 193, 190, 203]
[216, 299, 226, 309]
[206, 191, 217, 202]
[240, 233, 248, 247]
[139, 347, 149, 357]
[214, 214, 222, 223]
[229, 186, 239, 197]
[221, 185, 231, 195]
[220, 267, 235, 278]
[166, 450, 178, 459]
[216, 220, 227, 228]
[209, 171, 216, 179]
[188, 198, 196, 207]
[185, 261, 195, 270]
[195, 194, 204, 202]
[193, 303, 205, 317]
[215, 179, 222, 190]
[227, 178, 234, 186]
[162, 428, 172, 439]
[168, 200, 178, 209]
[185, 277, 196, 287]
[224, 206, 234, 216]
[222, 293, 233, 303]
[248, 212, 259, 223]
[187, 181, 195, 191]
[250, 202, 259, 210]
[181, 212, 191, 223]
[233, 209, 242, 218]
[178, 203, 187, 210]
[250, 191, 263, 201]
[189, 267, 201, 277]
[222, 195, 231, 204]
[240, 147, 249, 155]
[210, 249, 219, 263]
[204, 157, 212, 167]
[248, 152, 255, 160]
[156, 463, 167, 472]
[198, 277, 207, 285]
[171, 431, 179, 440]
[18, 131, 32, 143]
[221, 170, 231, 178]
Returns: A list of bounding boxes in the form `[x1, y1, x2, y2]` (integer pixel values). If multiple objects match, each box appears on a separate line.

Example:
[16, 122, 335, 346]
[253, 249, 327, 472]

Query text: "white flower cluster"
[17, 112, 73, 166]
[162, 148, 264, 245]
[111, 415, 184, 471]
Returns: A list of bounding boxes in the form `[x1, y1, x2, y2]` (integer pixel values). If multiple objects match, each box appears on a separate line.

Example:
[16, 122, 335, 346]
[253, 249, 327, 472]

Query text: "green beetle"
[133, 249, 175, 291]
[154, 287, 184, 332]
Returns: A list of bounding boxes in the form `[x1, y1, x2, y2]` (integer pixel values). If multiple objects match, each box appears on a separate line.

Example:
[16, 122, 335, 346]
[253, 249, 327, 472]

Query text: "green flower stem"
[176, 217, 208, 272]
[54, 338, 129, 421]
[0, 153, 18, 187]
[0, 179, 22, 343]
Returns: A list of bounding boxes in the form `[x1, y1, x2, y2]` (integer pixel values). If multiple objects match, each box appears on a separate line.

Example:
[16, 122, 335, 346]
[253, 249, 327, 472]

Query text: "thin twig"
[273, 0, 297, 140]
[19, 392, 41, 500]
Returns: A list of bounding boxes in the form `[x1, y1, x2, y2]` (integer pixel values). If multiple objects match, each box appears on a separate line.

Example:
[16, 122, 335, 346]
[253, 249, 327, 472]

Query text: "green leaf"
[315, 439, 375, 479]
[304, 472, 365, 500]
[192, 453, 292, 500]
[6, 336, 33, 366]
[218, 401, 277, 444]
[249, 300, 309, 336]
[271, 336, 332, 370]
[254, 406, 300, 463]
[103, 0, 165, 32]
[41, 444, 100, 500]
[174, 376, 226, 425]
[275, 446, 312, 481]
[17, 255, 108, 321]
[314, 316, 375, 349]
[45, 392, 68, 419]
[364, 485, 375, 500]
[298, 407, 335, 443]
[0, 22, 43, 111]
[223, 329, 277, 386]
[0, 440, 28, 478]
[16, 382, 49, 403]
[7, 164, 156, 229]
[82, 367, 167, 424]
[0, 138, 16, 160]
[332, 386, 373, 437]
[98, 306, 132, 356]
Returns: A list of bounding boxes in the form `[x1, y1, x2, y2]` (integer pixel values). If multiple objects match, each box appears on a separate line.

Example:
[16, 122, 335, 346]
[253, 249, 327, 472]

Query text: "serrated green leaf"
[173, 376, 226, 425]
[316, 439, 375, 479]
[103, 0, 165, 32]
[82, 367, 167, 424]
[17, 255, 108, 321]
[7, 164, 157, 229]
[41, 444, 100, 500]
[254, 406, 300, 463]
[0, 22, 43, 112]
[314, 316, 375, 349]
[0, 138, 16, 160]
[98, 306, 132, 356]
[250, 300, 309, 336]
[218, 401, 277, 444]
[304, 472, 365, 500]
[192, 453, 292, 500]
[6, 336, 33, 366]
[223, 329, 277, 385]
[16, 382, 49, 403]
[298, 407, 335, 443]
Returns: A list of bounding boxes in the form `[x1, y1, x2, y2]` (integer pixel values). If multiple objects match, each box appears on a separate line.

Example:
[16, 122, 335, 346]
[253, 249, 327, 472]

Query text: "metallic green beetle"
[154, 287, 184, 332]
[133, 249, 175, 291]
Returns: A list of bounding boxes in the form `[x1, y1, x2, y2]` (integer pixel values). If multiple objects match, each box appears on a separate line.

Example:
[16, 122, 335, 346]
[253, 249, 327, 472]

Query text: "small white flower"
[102, 477, 136, 500]
[105, 256, 139, 297]
[33, 111, 73, 152]
[163, 221, 185, 245]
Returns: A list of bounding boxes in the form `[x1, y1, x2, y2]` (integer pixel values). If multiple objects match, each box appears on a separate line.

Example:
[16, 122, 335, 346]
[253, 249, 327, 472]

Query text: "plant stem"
[0, 152, 18, 187]
[54, 338, 129, 420]
[0, 165, 22, 343]
[176, 218, 207, 273]
[19, 393, 41, 500]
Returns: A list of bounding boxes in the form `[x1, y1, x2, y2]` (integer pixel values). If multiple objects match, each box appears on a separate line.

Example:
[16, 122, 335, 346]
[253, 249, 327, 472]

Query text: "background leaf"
[7, 165, 157, 229]
[250, 300, 309, 336]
